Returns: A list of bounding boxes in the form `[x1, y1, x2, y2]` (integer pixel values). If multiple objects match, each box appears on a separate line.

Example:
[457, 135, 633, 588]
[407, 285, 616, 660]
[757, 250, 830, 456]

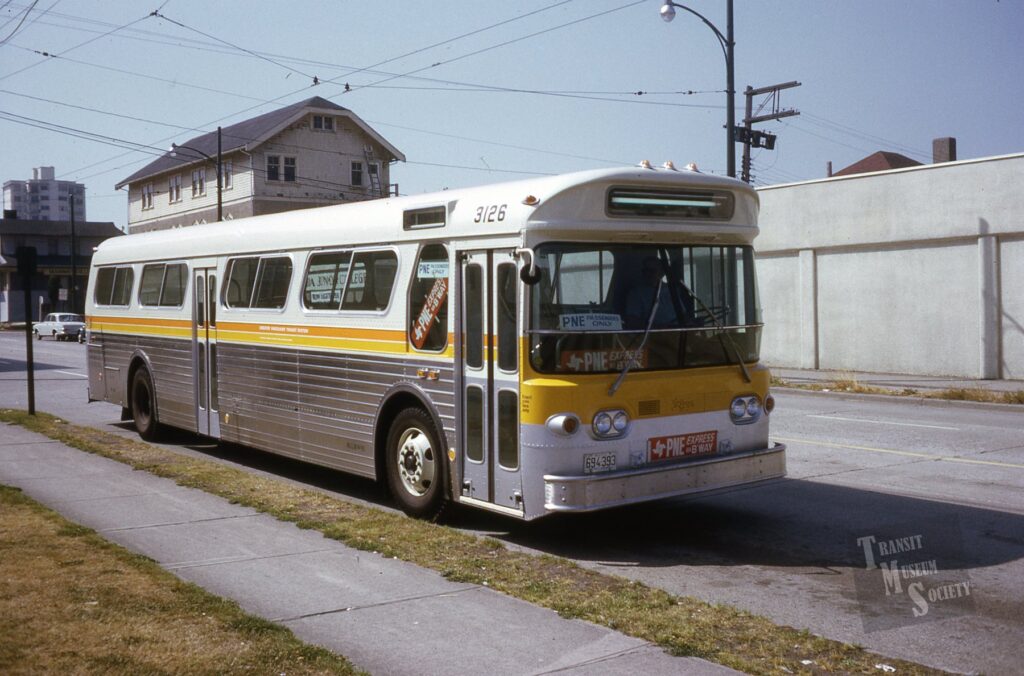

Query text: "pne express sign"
[647, 430, 717, 463]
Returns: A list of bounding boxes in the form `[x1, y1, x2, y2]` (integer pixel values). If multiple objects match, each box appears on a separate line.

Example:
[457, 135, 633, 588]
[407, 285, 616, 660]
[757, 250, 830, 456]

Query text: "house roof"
[833, 151, 923, 177]
[115, 96, 405, 189]
[0, 218, 122, 237]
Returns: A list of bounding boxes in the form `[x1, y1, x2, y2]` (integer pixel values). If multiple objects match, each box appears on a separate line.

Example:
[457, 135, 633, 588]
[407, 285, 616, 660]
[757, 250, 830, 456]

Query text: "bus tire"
[385, 407, 447, 520]
[131, 367, 161, 441]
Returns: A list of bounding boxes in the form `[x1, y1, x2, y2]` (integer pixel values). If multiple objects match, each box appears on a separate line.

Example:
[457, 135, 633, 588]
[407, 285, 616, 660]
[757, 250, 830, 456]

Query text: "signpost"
[16, 246, 37, 415]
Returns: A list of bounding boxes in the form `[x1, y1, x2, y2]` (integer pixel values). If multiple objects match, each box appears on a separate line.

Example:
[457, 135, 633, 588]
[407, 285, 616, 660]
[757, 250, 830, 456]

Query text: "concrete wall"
[757, 153, 1024, 379]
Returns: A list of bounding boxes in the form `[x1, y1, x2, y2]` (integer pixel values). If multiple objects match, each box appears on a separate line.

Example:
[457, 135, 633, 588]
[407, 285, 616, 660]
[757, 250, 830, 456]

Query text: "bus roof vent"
[403, 206, 446, 230]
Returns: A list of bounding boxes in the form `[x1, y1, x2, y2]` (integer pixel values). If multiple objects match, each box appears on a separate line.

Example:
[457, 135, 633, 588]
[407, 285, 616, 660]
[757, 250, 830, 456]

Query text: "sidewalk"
[0, 423, 736, 676]
[770, 366, 1024, 395]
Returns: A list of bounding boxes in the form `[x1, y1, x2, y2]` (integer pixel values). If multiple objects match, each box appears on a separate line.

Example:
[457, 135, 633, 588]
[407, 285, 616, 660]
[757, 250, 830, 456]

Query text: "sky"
[1, 0, 1022, 231]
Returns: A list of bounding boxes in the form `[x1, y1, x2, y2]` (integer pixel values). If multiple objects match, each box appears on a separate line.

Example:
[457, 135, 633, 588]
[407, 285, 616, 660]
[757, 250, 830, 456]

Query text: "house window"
[283, 157, 296, 182]
[267, 155, 280, 181]
[351, 161, 363, 187]
[141, 183, 154, 210]
[169, 175, 182, 203]
[220, 160, 233, 189]
[191, 169, 206, 197]
[312, 115, 334, 131]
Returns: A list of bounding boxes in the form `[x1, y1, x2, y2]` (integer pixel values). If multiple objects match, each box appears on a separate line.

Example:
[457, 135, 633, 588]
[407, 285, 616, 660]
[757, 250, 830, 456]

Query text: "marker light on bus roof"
[522, 195, 539, 206]
[639, 159, 653, 169]
[662, 161, 677, 170]
[686, 162, 700, 172]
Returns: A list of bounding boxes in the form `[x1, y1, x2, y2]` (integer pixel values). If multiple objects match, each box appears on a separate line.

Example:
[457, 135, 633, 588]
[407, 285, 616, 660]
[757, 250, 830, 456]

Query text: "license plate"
[583, 451, 617, 474]
[647, 430, 718, 463]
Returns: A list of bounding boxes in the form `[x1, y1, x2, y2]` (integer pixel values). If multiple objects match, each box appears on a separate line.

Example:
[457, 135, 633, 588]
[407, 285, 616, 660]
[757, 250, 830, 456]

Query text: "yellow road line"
[774, 436, 1024, 470]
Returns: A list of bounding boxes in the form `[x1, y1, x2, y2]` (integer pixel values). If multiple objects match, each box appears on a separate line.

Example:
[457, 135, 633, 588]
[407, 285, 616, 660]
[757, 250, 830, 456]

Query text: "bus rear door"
[193, 267, 220, 438]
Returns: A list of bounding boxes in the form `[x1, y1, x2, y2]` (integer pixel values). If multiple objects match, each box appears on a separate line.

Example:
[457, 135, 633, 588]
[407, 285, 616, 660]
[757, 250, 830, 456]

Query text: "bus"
[85, 164, 785, 521]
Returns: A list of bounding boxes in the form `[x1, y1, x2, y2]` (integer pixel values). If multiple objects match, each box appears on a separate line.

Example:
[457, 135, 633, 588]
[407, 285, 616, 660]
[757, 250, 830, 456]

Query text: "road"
[3, 332, 1023, 674]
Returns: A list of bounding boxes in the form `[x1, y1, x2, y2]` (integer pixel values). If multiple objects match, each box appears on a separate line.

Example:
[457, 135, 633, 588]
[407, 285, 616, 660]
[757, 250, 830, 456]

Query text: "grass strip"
[0, 482, 361, 675]
[1, 409, 947, 675]
[772, 375, 1024, 405]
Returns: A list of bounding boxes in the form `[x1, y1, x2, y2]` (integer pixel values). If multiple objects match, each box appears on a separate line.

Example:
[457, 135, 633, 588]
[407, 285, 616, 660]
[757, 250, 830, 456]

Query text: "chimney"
[826, 161, 833, 177]
[933, 137, 957, 164]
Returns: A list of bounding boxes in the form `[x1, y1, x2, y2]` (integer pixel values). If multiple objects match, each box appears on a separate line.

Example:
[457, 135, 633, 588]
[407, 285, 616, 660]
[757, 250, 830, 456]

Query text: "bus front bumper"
[543, 443, 785, 513]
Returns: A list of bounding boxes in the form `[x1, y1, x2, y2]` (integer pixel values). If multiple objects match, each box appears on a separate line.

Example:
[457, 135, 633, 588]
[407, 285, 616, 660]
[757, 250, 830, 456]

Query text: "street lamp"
[659, 1, 736, 179]
[170, 126, 223, 221]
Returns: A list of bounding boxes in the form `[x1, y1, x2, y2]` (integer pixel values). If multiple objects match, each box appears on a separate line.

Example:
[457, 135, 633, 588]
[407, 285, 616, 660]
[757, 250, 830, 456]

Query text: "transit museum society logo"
[850, 516, 974, 632]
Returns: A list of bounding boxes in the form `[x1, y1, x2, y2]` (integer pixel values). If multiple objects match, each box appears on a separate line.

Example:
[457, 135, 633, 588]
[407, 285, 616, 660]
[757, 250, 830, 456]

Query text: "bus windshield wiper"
[679, 282, 752, 384]
[609, 279, 662, 396]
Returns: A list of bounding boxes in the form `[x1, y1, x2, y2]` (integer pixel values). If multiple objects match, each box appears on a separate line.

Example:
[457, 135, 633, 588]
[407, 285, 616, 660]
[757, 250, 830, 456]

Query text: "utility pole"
[70, 193, 78, 314]
[738, 81, 801, 183]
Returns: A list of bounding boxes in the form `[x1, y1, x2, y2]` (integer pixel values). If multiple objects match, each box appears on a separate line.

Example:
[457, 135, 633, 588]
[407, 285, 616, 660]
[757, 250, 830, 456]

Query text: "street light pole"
[660, 0, 736, 179]
[170, 126, 223, 221]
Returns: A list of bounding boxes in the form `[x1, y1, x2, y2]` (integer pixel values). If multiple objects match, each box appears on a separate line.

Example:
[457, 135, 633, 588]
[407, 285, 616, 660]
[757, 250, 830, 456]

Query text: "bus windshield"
[528, 243, 762, 374]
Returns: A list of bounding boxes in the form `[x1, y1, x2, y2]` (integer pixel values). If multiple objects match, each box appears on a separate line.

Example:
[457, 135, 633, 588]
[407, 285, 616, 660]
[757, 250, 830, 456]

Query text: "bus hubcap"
[397, 428, 434, 497]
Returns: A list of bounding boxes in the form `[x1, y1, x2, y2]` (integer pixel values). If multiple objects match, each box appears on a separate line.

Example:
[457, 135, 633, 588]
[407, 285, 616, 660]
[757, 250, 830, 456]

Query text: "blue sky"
[2, 0, 1021, 230]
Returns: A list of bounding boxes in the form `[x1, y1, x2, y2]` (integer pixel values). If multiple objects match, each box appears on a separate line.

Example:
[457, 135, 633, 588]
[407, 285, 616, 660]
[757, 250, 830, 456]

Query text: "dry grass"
[0, 483, 361, 675]
[771, 375, 1024, 405]
[0, 410, 950, 675]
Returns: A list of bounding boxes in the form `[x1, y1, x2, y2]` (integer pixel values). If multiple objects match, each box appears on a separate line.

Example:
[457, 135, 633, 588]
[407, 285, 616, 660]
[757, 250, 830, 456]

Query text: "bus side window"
[252, 257, 292, 309]
[304, 251, 351, 310]
[340, 250, 398, 311]
[225, 257, 259, 308]
[409, 244, 449, 351]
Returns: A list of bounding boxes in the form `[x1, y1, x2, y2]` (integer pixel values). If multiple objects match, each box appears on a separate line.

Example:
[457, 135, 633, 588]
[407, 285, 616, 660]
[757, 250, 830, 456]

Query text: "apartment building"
[3, 166, 87, 222]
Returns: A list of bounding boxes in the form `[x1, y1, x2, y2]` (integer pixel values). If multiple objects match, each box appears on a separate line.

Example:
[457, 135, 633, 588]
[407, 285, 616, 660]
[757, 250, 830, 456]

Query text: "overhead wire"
[3, 1, 685, 196]
[0, 7, 155, 81]
[0, 0, 38, 44]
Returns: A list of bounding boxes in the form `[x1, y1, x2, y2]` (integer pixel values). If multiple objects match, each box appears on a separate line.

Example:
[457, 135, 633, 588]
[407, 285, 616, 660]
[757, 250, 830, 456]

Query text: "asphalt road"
[2, 332, 1022, 675]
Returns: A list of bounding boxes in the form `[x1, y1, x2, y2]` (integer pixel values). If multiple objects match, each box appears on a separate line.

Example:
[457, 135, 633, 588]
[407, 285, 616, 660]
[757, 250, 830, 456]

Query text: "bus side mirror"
[515, 247, 542, 285]
[520, 265, 542, 285]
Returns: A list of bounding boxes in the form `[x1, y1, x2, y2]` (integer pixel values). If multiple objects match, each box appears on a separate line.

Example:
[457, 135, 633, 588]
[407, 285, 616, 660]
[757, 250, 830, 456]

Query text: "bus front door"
[459, 250, 523, 513]
[192, 268, 220, 438]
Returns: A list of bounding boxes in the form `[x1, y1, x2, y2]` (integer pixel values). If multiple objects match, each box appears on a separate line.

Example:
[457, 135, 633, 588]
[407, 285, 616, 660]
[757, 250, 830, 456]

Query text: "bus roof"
[93, 166, 759, 265]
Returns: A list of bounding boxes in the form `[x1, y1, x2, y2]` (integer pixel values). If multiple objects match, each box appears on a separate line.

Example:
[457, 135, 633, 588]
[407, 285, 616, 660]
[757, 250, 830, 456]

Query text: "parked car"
[33, 313, 85, 341]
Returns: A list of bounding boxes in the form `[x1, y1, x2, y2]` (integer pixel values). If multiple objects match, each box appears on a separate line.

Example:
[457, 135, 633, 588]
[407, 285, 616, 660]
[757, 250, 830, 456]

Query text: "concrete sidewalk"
[770, 366, 1024, 394]
[0, 422, 735, 676]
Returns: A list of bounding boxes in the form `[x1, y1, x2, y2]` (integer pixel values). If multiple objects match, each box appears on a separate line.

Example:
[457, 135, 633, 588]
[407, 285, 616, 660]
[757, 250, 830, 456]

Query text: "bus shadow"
[133, 426, 393, 510]
[465, 479, 1024, 572]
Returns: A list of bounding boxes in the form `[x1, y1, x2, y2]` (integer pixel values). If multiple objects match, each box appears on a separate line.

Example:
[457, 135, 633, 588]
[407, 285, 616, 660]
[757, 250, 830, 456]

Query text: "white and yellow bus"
[86, 164, 785, 520]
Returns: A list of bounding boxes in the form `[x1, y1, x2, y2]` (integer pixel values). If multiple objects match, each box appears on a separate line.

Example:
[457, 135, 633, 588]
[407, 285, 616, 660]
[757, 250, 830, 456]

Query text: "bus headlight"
[593, 409, 629, 438]
[546, 414, 580, 436]
[730, 396, 762, 425]
[746, 397, 762, 417]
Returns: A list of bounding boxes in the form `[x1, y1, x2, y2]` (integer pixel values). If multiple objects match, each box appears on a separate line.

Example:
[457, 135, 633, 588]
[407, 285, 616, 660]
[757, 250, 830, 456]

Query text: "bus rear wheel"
[131, 367, 161, 441]
[385, 407, 447, 520]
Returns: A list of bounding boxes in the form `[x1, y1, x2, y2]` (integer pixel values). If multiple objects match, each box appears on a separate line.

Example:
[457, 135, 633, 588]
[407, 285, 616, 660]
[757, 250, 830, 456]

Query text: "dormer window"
[313, 115, 334, 132]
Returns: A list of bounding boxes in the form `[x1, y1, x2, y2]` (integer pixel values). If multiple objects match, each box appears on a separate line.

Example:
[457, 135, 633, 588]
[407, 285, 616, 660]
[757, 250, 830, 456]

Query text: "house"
[0, 216, 122, 323]
[831, 151, 922, 177]
[116, 97, 405, 234]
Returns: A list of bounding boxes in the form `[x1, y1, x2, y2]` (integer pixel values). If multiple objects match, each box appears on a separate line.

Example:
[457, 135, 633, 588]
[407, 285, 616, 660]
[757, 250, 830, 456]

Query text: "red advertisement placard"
[411, 277, 448, 349]
[647, 430, 718, 463]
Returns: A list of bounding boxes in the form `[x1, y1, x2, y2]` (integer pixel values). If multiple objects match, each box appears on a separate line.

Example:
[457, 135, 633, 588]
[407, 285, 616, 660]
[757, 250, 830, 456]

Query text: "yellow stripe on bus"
[88, 315, 455, 357]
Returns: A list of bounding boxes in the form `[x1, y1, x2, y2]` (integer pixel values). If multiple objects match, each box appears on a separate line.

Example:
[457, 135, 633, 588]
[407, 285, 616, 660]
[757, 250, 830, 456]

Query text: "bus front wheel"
[131, 367, 161, 441]
[385, 407, 447, 520]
